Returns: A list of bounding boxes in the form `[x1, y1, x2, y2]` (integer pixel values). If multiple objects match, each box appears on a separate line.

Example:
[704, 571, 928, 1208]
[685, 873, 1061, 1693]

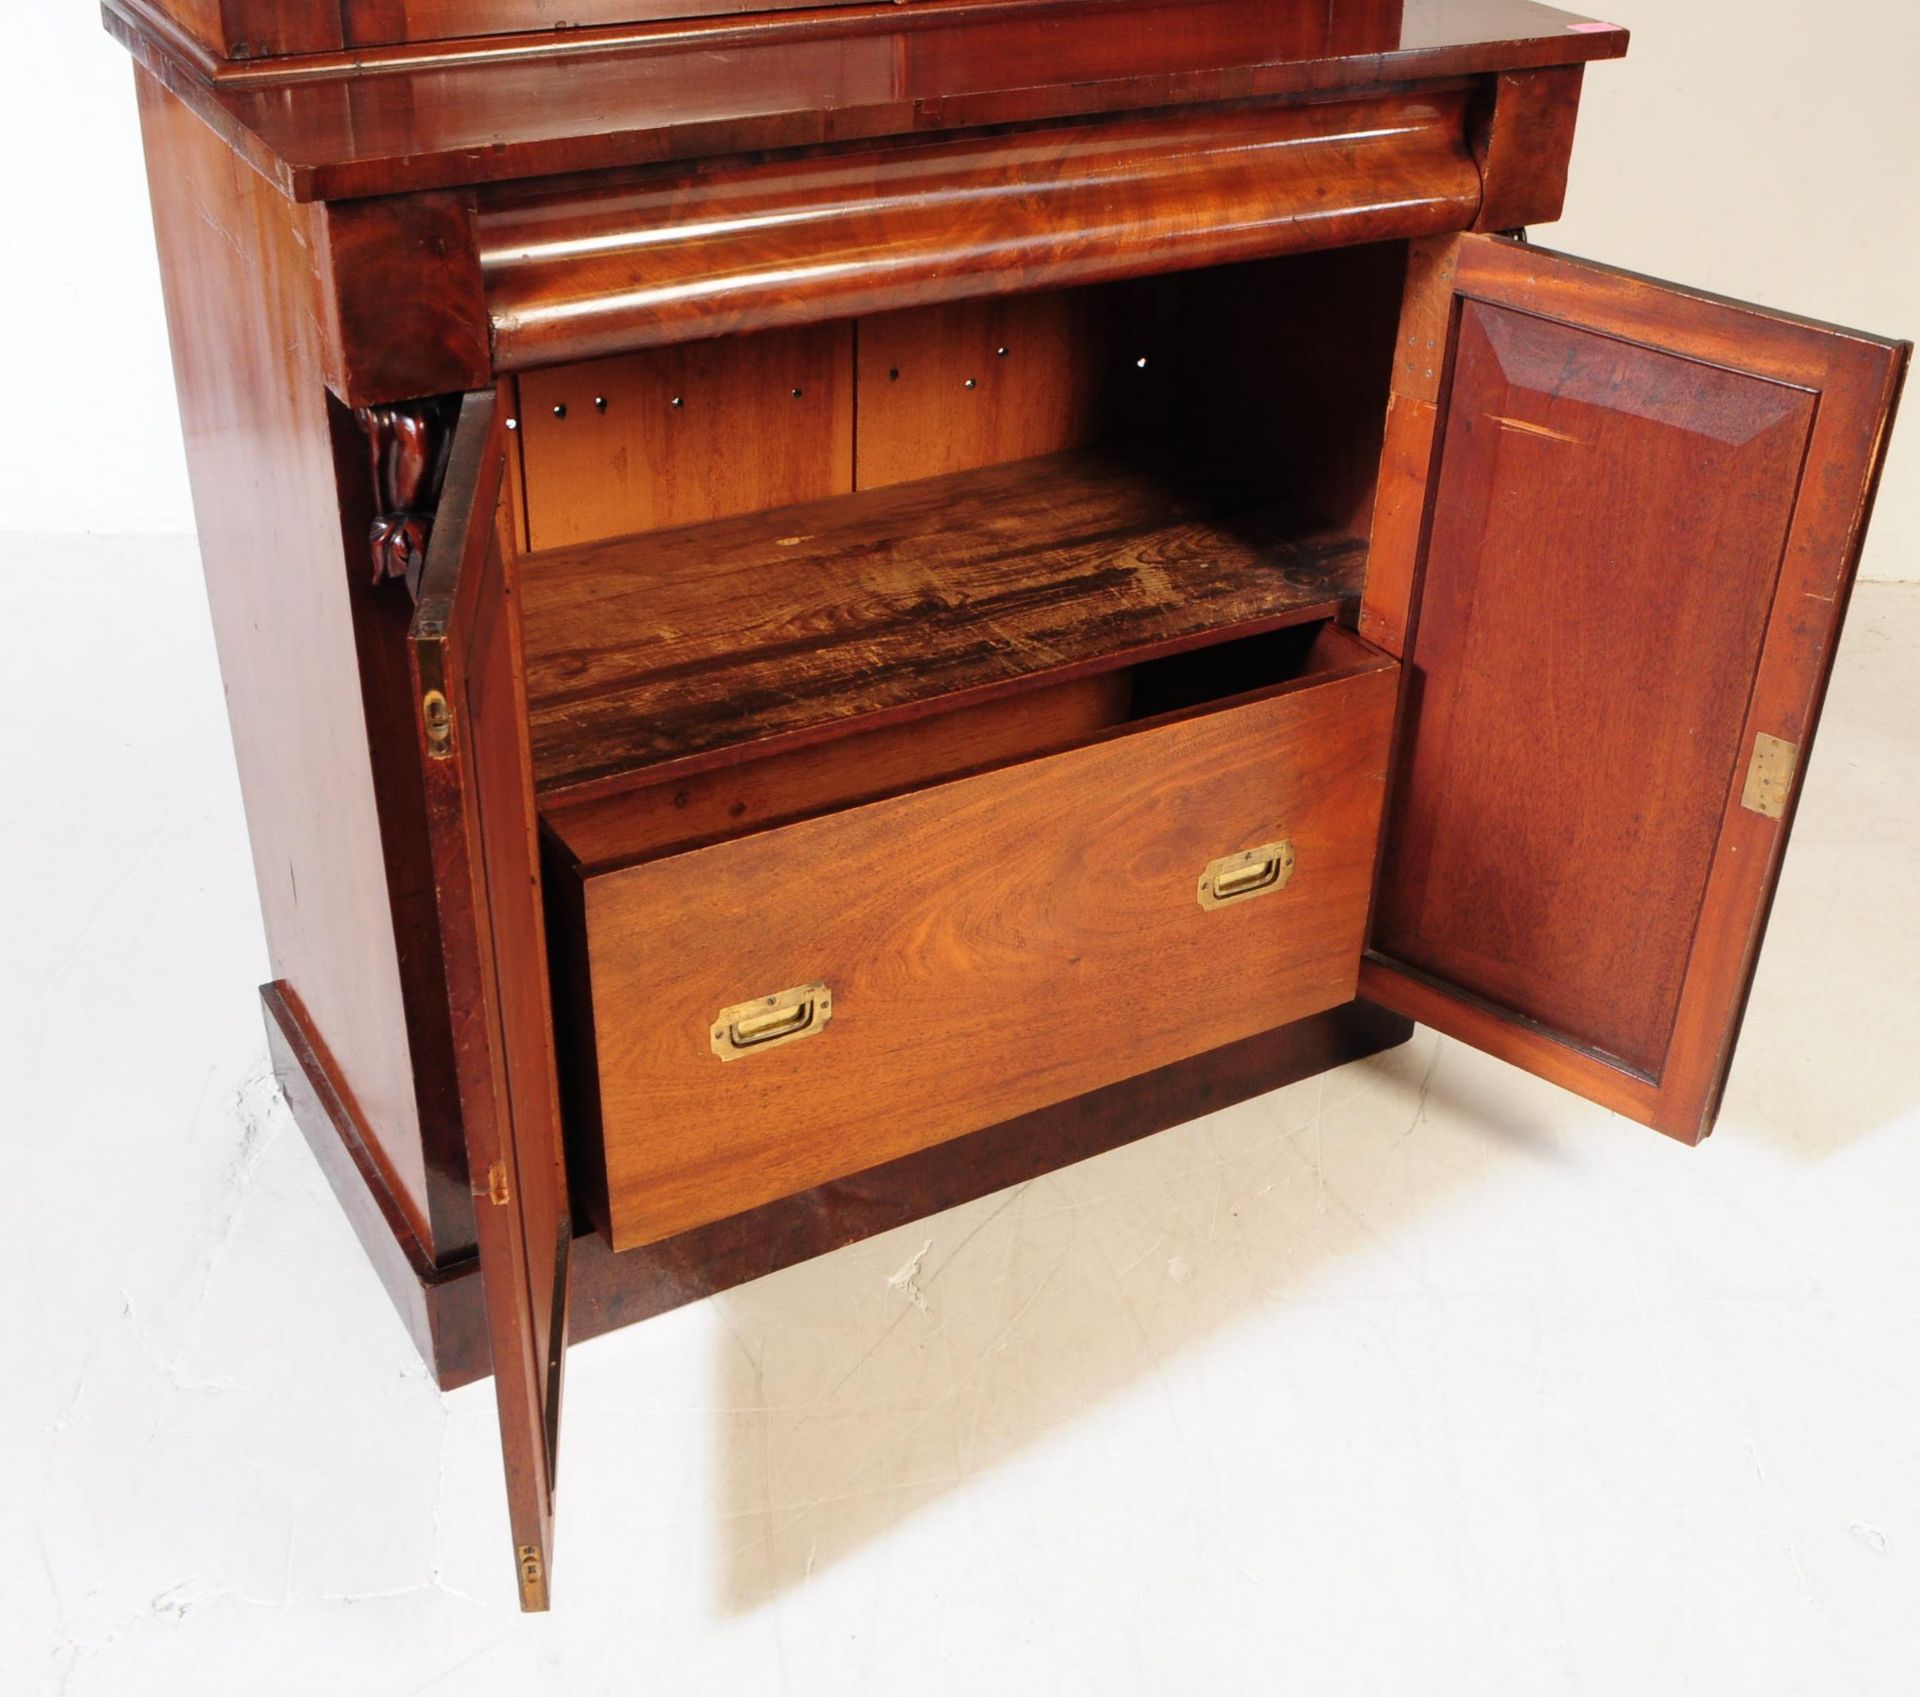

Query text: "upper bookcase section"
[104, 0, 1627, 203]
[130, 0, 1419, 59]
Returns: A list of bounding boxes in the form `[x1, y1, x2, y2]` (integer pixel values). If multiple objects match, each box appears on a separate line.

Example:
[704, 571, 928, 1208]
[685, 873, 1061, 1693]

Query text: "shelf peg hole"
[552, 402, 567, 419]
[593, 395, 607, 413]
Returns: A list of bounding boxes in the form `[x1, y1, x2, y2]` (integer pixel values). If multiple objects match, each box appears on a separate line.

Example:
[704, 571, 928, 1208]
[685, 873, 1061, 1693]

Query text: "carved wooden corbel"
[355, 396, 460, 597]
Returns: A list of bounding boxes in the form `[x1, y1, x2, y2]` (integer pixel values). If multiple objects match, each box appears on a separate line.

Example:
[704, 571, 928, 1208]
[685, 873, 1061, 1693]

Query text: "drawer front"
[575, 662, 1397, 1249]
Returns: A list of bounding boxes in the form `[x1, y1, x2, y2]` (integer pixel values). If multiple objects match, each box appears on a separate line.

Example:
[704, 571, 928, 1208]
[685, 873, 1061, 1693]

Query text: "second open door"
[1361, 234, 1906, 1143]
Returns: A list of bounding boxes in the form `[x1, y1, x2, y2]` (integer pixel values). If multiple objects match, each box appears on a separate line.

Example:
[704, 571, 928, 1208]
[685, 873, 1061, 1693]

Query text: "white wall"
[0, 8, 194, 534]
[3, 2, 1913, 572]
[1553, 0, 1919, 581]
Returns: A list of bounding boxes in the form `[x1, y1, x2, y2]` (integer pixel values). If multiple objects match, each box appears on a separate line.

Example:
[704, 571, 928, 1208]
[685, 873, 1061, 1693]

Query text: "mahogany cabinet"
[110, 0, 1908, 1609]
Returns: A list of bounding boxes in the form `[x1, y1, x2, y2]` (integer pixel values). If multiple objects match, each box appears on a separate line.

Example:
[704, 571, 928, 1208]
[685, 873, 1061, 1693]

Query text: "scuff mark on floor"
[884, 1238, 935, 1314]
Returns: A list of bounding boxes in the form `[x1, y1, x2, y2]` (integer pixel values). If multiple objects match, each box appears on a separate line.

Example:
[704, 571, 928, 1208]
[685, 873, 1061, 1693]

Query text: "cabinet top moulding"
[102, 0, 1628, 203]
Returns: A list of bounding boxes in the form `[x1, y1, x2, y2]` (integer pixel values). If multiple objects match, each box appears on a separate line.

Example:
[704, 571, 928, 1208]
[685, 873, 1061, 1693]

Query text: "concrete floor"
[6, 536, 1919, 1695]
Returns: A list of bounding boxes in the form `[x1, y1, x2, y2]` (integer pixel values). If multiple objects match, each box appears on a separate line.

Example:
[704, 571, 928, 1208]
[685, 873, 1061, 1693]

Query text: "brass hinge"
[1741, 733, 1799, 820]
[486, 1161, 510, 1206]
[422, 688, 454, 759]
[516, 1543, 547, 1609]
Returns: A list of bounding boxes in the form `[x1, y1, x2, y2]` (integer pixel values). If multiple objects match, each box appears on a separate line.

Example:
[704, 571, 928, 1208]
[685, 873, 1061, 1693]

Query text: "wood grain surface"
[135, 70, 444, 1245]
[519, 448, 1369, 795]
[514, 322, 855, 551]
[543, 670, 1135, 872]
[564, 646, 1397, 1248]
[853, 290, 1152, 490]
[479, 94, 1481, 367]
[104, 0, 1627, 203]
[1365, 234, 1909, 1141]
[409, 392, 572, 1611]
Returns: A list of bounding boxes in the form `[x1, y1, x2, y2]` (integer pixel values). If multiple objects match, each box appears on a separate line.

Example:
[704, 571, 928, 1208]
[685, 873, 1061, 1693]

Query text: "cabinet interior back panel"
[514, 322, 854, 552]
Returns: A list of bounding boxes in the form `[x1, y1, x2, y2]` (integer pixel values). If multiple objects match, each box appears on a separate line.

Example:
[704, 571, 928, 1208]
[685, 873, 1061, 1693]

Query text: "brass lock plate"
[1197, 840, 1295, 909]
[711, 982, 832, 1060]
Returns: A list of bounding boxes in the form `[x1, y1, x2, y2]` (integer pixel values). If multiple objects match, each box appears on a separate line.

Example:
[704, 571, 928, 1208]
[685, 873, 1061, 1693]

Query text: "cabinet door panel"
[1363, 235, 1907, 1141]
[410, 390, 571, 1608]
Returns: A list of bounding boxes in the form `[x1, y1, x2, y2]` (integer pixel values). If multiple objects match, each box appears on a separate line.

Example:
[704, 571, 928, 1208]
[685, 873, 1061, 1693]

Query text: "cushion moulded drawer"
[543, 625, 1400, 1251]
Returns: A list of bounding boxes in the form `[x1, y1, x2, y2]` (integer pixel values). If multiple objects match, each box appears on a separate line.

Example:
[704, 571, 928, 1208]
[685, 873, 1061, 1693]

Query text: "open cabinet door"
[410, 390, 572, 1610]
[1361, 235, 1907, 1143]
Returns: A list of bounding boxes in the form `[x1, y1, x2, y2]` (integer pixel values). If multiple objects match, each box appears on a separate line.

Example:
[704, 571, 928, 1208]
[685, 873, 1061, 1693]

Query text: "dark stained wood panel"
[1365, 234, 1909, 1142]
[312, 192, 493, 406]
[1374, 298, 1816, 1076]
[1164, 245, 1407, 536]
[104, 0, 1629, 202]
[182, 0, 345, 56]
[341, 0, 1405, 49]
[1470, 64, 1586, 231]
[152, 0, 228, 52]
[518, 449, 1370, 794]
[344, 0, 870, 45]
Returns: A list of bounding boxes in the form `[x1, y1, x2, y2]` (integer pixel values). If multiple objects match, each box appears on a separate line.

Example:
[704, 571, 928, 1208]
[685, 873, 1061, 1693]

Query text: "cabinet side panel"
[136, 71, 433, 1240]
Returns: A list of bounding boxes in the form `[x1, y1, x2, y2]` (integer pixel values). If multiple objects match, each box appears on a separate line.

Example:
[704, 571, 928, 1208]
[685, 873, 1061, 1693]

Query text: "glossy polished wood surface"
[134, 70, 444, 1247]
[1470, 64, 1585, 231]
[558, 635, 1398, 1248]
[105, 0, 1627, 201]
[519, 449, 1368, 795]
[313, 193, 492, 403]
[154, 0, 342, 57]
[344, 0, 869, 44]
[480, 93, 1479, 365]
[1364, 235, 1908, 1142]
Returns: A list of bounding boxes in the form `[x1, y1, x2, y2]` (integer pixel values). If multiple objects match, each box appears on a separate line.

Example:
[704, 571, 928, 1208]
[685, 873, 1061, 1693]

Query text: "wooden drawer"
[545, 625, 1398, 1250]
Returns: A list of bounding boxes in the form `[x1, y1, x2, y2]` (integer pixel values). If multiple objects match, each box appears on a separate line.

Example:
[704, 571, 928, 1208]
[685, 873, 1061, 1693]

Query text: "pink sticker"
[1566, 20, 1619, 30]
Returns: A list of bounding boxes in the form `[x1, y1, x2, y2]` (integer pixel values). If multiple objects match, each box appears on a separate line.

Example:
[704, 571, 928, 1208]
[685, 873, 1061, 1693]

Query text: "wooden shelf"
[520, 448, 1369, 795]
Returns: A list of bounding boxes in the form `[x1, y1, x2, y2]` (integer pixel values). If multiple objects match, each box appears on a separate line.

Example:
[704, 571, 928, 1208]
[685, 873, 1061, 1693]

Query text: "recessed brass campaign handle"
[710, 982, 832, 1060]
[1197, 840, 1295, 909]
